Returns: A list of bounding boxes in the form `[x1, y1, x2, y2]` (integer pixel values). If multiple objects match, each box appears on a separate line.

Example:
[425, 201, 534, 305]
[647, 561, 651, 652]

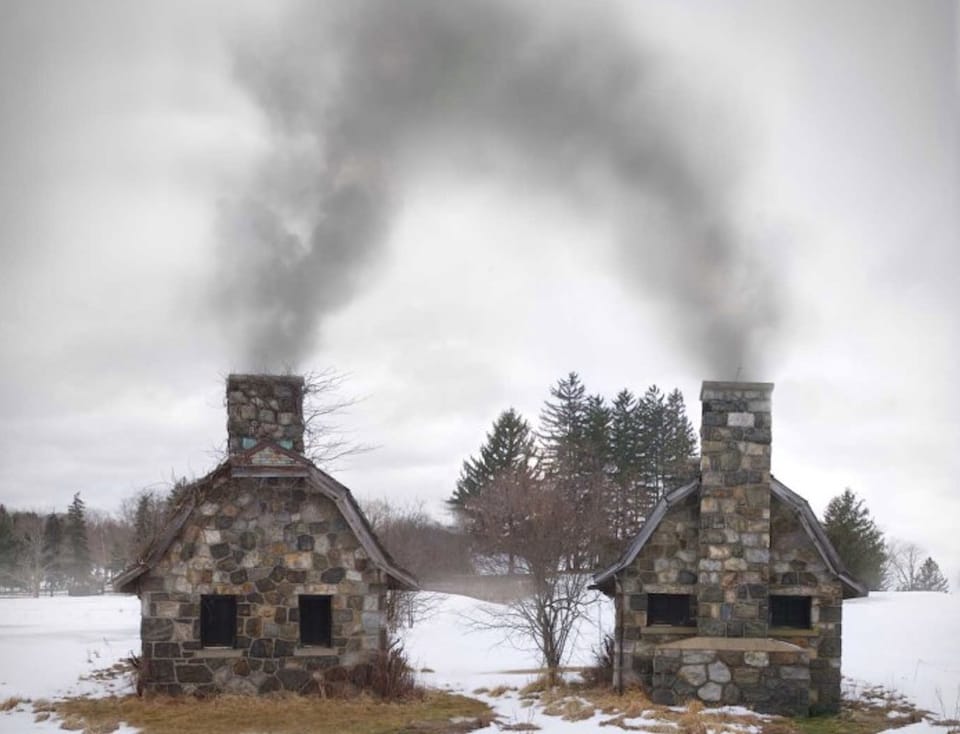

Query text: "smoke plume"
[215, 0, 780, 375]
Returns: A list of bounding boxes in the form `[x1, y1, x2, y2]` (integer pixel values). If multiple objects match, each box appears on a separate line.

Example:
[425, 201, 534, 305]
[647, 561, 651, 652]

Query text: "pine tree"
[822, 489, 886, 590]
[65, 492, 91, 586]
[449, 408, 537, 511]
[42, 513, 65, 594]
[609, 389, 644, 539]
[539, 372, 588, 477]
[0, 505, 21, 584]
[638, 385, 666, 503]
[662, 389, 697, 490]
[913, 557, 949, 592]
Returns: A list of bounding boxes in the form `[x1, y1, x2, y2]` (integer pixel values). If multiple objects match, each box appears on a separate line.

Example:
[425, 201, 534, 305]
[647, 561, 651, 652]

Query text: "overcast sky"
[1, 1, 957, 582]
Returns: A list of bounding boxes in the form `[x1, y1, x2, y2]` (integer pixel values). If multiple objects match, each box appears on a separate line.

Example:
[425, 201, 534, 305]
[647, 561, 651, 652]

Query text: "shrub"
[581, 633, 615, 687]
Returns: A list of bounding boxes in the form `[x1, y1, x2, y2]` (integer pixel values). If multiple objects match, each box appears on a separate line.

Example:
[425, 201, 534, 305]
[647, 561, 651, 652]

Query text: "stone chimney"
[697, 380, 774, 638]
[226, 374, 305, 455]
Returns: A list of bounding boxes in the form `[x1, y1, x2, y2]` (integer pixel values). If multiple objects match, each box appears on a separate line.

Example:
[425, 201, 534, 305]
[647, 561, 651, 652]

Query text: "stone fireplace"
[593, 381, 866, 716]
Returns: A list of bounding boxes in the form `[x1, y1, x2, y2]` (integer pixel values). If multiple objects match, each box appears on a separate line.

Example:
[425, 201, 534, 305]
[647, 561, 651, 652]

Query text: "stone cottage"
[113, 374, 417, 696]
[592, 381, 867, 716]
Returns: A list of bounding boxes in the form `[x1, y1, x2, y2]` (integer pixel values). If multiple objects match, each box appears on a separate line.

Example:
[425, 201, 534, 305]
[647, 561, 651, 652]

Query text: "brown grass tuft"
[0, 697, 27, 712]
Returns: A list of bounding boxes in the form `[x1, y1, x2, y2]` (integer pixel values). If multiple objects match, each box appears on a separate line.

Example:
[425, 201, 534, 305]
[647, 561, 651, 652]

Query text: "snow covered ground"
[0, 590, 957, 732]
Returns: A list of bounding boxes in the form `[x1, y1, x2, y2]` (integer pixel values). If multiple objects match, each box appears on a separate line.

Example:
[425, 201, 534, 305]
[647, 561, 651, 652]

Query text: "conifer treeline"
[449, 372, 698, 564]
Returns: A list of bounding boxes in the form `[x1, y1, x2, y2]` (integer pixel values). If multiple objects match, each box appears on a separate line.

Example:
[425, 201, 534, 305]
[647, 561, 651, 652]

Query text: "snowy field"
[0, 591, 958, 732]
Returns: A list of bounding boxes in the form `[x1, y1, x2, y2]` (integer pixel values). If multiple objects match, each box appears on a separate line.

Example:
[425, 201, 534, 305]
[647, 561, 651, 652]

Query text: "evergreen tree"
[130, 491, 166, 558]
[0, 505, 21, 584]
[638, 385, 666, 503]
[609, 389, 644, 540]
[662, 389, 698, 490]
[822, 489, 886, 590]
[65, 492, 91, 585]
[42, 513, 65, 594]
[582, 394, 612, 476]
[913, 557, 949, 592]
[448, 408, 537, 511]
[538, 372, 589, 477]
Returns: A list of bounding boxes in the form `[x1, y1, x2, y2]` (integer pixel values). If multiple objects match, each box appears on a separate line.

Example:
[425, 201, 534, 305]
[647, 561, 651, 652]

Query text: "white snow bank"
[843, 591, 960, 719]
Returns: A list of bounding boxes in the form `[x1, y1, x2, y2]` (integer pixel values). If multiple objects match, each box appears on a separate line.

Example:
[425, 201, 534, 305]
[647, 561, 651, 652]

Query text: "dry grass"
[577, 681, 930, 734]
[0, 696, 27, 711]
[52, 691, 493, 734]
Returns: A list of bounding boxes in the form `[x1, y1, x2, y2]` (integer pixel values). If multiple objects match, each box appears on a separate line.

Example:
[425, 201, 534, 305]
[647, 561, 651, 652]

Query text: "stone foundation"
[652, 638, 810, 716]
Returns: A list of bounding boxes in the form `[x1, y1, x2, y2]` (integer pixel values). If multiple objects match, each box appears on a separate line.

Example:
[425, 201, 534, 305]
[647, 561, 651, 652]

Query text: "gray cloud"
[216, 0, 780, 375]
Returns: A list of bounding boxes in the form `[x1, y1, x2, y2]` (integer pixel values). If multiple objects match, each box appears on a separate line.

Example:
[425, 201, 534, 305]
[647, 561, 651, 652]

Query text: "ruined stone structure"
[114, 375, 416, 696]
[593, 381, 866, 716]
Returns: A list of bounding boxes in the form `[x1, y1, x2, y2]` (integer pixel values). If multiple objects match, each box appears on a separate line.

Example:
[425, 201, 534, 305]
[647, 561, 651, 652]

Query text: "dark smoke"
[215, 0, 780, 375]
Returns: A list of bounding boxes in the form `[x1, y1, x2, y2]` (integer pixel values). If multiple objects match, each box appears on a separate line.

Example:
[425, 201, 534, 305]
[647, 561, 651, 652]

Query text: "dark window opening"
[299, 595, 333, 647]
[769, 595, 812, 628]
[200, 594, 237, 647]
[647, 594, 694, 626]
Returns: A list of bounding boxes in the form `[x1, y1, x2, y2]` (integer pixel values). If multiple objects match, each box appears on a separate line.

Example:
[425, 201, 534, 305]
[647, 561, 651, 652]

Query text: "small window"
[200, 594, 237, 647]
[769, 595, 811, 628]
[647, 594, 694, 626]
[299, 595, 333, 647]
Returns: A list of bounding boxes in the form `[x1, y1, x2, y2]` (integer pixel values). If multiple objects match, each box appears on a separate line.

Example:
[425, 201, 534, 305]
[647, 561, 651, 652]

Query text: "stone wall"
[769, 495, 844, 714]
[614, 490, 700, 688]
[698, 382, 774, 638]
[137, 476, 387, 695]
[651, 642, 811, 716]
[227, 375, 305, 455]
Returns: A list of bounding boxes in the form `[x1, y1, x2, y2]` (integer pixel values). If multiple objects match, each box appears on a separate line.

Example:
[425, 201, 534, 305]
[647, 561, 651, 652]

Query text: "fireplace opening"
[769, 595, 812, 629]
[201, 594, 238, 647]
[647, 593, 695, 626]
[299, 594, 333, 646]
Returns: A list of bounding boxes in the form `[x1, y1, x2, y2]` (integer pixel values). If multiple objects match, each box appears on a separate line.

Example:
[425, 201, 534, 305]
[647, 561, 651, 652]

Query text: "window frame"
[299, 594, 333, 647]
[646, 593, 695, 627]
[769, 595, 812, 629]
[200, 594, 237, 648]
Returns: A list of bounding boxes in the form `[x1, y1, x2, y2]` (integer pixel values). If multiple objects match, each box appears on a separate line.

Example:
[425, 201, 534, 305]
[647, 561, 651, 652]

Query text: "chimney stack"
[697, 380, 774, 638]
[226, 374, 305, 455]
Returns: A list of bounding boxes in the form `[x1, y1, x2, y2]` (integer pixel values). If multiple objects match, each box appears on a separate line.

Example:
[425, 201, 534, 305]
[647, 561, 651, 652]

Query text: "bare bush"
[464, 470, 604, 680]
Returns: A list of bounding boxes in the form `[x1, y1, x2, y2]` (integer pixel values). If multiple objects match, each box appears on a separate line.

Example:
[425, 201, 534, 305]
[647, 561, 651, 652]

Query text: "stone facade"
[137, 476, 388, 695]
[598, 381, 863, 716]
[115, 374, 416, 696]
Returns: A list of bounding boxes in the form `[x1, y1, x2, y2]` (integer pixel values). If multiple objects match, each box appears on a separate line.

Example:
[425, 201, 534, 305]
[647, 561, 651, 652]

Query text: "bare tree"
[886, 539, 924, 591]
[301, 368, 372, 468]
[465, 469, 603, 681]
[6, 512, 57, 597]
[361, 498, 463, 633]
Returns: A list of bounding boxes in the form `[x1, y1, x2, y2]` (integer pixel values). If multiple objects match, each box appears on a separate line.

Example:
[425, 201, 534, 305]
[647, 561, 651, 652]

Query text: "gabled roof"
[112, 441, 418, 593]
[592, 476, 868, 599]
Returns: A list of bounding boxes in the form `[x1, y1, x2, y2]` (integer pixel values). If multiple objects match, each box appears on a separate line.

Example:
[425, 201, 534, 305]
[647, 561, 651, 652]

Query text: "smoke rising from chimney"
[215, 0, 781, 375]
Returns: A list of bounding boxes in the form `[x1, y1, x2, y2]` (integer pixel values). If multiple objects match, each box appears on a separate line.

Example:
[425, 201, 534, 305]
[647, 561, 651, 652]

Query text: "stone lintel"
[657, 636, 804, 653]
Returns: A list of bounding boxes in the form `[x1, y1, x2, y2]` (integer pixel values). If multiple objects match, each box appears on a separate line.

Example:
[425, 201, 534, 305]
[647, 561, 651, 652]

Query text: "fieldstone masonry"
[114, 374, 415, 697]
[601, 381, 855, 716]
[138, 476, 388, 696]
[698, 382, 773, 638]
[227, 374, 305, 455]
